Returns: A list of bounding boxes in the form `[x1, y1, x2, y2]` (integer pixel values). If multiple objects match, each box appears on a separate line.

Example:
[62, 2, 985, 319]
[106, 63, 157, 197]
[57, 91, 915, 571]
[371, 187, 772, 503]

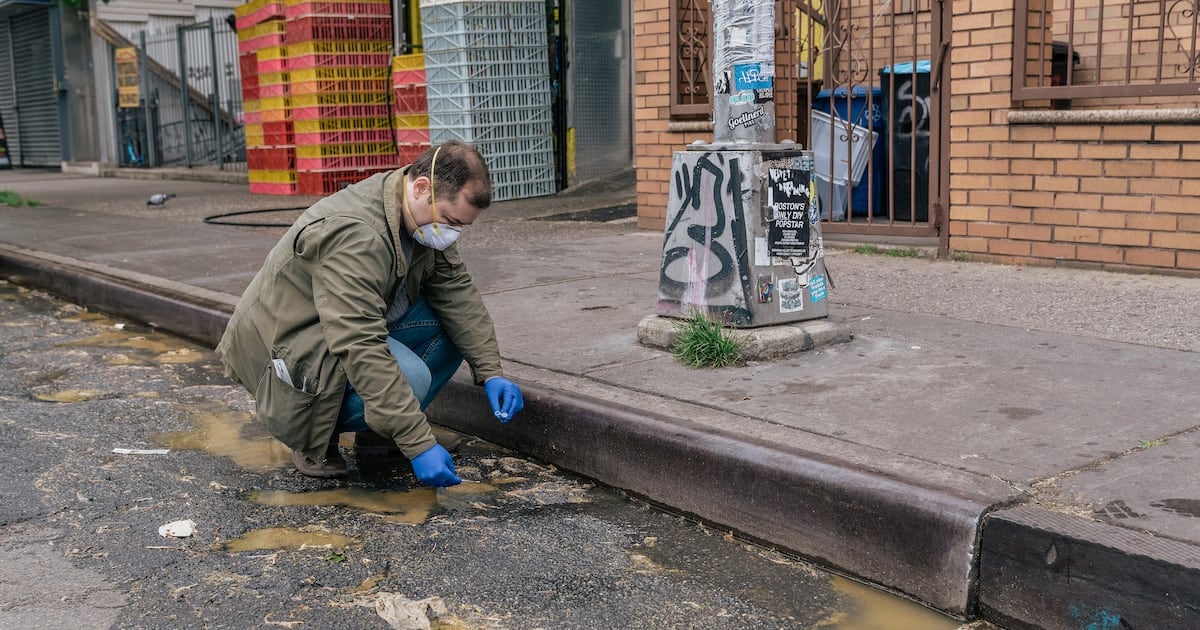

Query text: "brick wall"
[951, 2, 1200, 273]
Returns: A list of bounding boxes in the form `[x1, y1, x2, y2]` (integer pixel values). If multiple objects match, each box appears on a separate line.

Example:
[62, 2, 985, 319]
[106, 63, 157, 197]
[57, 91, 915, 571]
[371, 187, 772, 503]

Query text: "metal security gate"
[170, 18, 243, 169]
[567, 0, 632, 183]
[10, 9, 61, 167]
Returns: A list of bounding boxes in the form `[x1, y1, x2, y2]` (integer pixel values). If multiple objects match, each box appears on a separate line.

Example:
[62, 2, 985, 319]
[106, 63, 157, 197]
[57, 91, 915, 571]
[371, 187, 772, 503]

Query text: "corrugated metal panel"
[11, 10, 60, 167]
[96, 0, 243, 23]
[0, 18, 18, 166]
[568, 0, 632, 182]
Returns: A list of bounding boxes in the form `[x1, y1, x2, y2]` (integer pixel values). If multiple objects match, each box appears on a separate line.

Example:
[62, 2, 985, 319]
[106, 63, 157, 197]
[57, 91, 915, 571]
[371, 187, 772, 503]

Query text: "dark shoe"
[292, 443, 347, 478]
[353, 427, 462, 458]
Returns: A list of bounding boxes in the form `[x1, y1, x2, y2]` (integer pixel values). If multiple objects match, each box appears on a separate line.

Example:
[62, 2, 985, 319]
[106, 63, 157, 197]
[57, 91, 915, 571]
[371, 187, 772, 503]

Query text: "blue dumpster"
[811, 85, 887, 217]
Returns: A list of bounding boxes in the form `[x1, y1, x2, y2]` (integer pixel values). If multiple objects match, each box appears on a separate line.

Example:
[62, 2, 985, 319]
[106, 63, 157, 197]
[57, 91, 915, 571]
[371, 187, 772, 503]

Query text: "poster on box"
[766, 168, 811, 258]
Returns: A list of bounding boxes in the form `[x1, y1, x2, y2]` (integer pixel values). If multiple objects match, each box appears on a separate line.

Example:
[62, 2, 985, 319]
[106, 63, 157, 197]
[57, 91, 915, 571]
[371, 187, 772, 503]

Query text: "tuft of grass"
[0, 190, 40, 207]
[672, 309, 742, 368]
[854, 244, 920, 258]
[884, 247, 920, 258]
[1138, 439, 1166, 449]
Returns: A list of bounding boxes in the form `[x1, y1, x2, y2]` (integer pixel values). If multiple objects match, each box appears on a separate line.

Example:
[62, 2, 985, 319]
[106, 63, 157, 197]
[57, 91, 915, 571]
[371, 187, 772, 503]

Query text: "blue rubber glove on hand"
[485, 377, 524, 422]
[410, 443, 461, 487]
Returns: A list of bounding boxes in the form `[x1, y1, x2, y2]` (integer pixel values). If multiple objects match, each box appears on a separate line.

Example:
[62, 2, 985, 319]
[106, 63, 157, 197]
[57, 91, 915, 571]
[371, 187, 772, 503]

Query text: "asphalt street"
[0, 280, 976, 629]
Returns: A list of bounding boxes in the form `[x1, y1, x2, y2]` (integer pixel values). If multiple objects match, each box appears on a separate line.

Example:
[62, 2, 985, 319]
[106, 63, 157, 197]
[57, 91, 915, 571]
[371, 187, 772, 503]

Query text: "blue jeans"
[334, 297, 463, 435]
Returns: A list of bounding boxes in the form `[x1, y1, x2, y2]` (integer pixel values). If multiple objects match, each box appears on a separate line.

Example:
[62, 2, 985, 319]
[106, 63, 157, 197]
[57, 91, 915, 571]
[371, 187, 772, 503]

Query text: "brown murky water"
[221, 526, 361, 554]
[819, 576, 959, 629]
[249, 483, 500, 525]
[155, 400, 293, 471]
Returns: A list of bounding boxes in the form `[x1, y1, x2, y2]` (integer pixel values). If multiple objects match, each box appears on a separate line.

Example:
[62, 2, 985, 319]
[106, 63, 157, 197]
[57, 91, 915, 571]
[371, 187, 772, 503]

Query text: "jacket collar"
[383, 167, 409, 278]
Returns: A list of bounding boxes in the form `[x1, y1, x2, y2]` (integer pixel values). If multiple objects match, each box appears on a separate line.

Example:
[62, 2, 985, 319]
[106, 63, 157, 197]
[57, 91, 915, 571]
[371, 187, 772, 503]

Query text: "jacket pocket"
[255, 361, 319, 450]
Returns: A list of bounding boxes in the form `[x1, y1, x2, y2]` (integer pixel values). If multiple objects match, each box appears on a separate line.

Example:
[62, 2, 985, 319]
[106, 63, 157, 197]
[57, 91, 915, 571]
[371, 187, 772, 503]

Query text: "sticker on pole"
[733, 63, 774, 91]
[767, 168, 811, 258]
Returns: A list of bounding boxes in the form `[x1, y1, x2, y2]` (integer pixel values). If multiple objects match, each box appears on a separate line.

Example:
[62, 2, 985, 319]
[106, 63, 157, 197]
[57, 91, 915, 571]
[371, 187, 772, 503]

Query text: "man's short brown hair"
[409, 140, 492, 209]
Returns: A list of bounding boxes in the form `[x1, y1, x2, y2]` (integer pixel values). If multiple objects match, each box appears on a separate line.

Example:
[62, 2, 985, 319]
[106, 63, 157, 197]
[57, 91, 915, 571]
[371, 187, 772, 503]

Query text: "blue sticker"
[733, 63, 773, 91]
[809, 275, 827, 302]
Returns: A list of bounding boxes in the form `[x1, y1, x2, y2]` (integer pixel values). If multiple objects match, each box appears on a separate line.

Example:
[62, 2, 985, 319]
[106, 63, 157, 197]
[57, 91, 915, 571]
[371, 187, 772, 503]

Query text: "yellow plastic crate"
[294, 117, 392, 133]
[259, 71, 289, 86]
[260, 96, 291, 111]
[393, 114, 429, 129]
[296, 142, 396, 158]
[289, 66, 390, 82]
[392, 54, 424, 71]
[286, 41, 391, 57]
[257, 46, 287, 62]
[249, 169, 298, 184]
[235, 0, 272, 18]
[284, 0, 388, 4]
[290, 92, 389, 107]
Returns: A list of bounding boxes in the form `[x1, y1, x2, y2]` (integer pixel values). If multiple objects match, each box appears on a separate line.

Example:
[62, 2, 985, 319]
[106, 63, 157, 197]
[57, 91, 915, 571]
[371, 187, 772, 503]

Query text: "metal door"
[568, 0, 633, 183]
[10, 9, 61, 167]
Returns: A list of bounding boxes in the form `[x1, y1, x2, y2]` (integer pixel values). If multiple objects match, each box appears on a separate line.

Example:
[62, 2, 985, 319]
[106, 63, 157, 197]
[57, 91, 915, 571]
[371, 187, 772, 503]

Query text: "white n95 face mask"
[412, 222, 461, 250]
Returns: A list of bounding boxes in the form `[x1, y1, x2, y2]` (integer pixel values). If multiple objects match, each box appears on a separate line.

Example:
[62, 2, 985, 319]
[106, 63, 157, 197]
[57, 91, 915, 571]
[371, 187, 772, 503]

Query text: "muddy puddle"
[221, 526, 361, 554]
[155, 400, 292, 471]
[56, 311, 205, 365]
[249, 482, 500, 525]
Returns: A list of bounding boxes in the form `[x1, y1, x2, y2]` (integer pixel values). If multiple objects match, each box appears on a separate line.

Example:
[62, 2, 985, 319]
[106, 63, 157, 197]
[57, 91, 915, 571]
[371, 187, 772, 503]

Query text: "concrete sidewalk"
[1, 169, 1197, 628]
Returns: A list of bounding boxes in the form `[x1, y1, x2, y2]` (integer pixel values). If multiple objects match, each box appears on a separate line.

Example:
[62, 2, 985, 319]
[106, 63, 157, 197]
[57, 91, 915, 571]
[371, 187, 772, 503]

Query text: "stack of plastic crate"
[392, 54, 431, 162]
[285, 0, 399, 196]
[420, 0, 556, 201]
[236, 0, 296, 194]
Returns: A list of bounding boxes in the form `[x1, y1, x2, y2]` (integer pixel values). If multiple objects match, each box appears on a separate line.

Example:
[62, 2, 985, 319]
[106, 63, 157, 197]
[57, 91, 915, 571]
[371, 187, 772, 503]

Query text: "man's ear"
[410, 175, 431, 198]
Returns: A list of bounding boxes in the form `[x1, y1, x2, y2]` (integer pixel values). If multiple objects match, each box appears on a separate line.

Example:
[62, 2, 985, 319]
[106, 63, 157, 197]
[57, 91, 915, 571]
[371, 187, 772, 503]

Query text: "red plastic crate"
[262, 121, 294, 146]
[239, 53, 259, 77]
[294, 128, 395, 145]
[238, 33, 285, 54]
[285, 52, 391, 71]
[244, 110, 263, 125]
[392, 69, 425, 87]
[297, 167, 394, 196]
[395, 142, 429, 164]
[393, 127, 430, 144]
[260, 83, 289, 98]
[241, 84, 261, 101]
[247, 147, 296, 170]
[236, 3, 283, 30]
[291, 103, 392, 121]
[290, 78, 391, 96]
[296, 154, 401, 170]
[392, 85, 427, 114]
[285, 1, 393, 20]
[249, 181, 298, 196]
[285, 16, 391, 42]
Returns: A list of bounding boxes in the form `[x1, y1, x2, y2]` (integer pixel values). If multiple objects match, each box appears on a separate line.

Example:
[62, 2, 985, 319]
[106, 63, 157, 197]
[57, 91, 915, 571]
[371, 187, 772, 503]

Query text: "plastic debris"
[372, 593, 447, 630]
[158, 519, 196, 538]
[113, 448, 170, 455]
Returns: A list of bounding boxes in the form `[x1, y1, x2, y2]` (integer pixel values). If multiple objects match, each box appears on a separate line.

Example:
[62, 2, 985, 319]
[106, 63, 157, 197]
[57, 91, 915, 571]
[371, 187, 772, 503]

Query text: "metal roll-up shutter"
[0, 19, 18, 166]
[11, 10, 60, 167]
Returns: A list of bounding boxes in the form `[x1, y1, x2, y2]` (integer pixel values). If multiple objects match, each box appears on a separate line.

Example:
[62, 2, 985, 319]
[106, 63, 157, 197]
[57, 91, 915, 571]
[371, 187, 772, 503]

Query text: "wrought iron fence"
[1014, 0, 1200, 103]
[106, 17, 245, 170]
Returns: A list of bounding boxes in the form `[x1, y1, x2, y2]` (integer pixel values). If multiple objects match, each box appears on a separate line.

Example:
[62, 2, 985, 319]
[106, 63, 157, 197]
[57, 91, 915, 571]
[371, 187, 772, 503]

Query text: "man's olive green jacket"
[216, 168, 503, 464]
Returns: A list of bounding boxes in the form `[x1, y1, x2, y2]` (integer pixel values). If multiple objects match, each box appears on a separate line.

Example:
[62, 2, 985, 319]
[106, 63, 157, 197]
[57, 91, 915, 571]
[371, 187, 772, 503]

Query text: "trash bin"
[879, 61, 931, 222]
[1050, 41, 1080, 110]
[811, 85, 886, 218]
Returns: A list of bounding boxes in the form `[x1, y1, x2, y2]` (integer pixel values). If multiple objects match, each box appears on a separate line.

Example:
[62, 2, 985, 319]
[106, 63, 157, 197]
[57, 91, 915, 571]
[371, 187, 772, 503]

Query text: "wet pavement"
[0, 281, 973, 629]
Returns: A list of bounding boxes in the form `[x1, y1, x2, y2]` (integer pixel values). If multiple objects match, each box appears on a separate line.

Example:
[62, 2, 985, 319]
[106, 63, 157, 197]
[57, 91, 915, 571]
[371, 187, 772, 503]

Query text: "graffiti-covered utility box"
[656, 144, 829, 328]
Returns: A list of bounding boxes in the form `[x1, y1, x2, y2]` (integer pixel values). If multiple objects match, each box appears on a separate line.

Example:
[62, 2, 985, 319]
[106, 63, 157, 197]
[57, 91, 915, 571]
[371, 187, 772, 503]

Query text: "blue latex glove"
[485, 377, 524, 422]
[410, 444, 461, 487]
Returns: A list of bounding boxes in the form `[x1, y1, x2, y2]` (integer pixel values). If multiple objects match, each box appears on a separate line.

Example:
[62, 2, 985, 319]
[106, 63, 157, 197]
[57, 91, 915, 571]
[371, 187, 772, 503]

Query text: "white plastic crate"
[810, 109, 875, 185]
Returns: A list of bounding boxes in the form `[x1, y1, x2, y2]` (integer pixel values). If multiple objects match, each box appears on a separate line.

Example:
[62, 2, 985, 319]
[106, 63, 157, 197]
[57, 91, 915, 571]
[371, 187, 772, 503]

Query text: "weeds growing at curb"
[853, 244, 920, 258]
[1139, 439, 1166, 449]
[0, 191, 40, 207]
[672, 309, 742, 368]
